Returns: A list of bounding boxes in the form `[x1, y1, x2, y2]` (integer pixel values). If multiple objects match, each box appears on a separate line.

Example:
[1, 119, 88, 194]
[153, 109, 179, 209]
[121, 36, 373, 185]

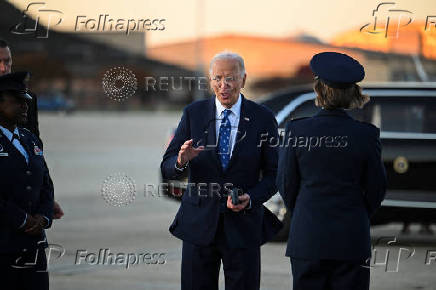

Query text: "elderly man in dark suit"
[161, 51, 281, 290]
[0, 71, 54, 290]
[277, 52, 387, 290]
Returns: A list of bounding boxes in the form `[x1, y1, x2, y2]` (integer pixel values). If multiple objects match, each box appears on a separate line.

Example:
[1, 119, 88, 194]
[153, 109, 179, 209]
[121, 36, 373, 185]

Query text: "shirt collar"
[315, 108, 351, 118]
[215, 94, 242, 118]
[0, 125, 19, 141]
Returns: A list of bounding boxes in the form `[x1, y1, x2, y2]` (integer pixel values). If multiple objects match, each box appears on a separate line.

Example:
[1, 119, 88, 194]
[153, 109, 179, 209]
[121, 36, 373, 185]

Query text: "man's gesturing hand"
[177, 139, 204, 167]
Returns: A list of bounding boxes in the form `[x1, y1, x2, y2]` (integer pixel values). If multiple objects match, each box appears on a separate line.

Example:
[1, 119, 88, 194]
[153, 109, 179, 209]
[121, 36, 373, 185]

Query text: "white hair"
[209, 51, 246, 77]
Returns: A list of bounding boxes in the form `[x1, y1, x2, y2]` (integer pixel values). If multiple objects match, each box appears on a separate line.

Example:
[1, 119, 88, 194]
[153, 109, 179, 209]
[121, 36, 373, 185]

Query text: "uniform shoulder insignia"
[19, 127, 39, 141]
[356, 120, 377, 129]
[290, 117, 310, 122]
[20, 127, 34, 137]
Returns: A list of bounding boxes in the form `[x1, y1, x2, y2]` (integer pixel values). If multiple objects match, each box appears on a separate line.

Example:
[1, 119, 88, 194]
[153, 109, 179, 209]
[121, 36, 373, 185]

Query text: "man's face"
[0, 47, 12, 76]
[0, 92, 28, 126]
[210, 58, 246, 108]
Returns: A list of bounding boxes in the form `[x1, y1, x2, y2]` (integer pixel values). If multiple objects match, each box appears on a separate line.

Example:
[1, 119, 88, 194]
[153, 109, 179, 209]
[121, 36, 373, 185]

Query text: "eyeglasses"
[211, 75, 239, 84]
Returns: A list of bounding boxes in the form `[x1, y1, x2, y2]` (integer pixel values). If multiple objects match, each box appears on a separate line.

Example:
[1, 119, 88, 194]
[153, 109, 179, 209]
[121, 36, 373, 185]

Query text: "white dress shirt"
[215, 94, 242, 158]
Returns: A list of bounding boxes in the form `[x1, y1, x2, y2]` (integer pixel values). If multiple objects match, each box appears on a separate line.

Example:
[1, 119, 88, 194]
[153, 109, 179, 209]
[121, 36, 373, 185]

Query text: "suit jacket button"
[26, 186, 32, 191]
[26, 171, 32, 176]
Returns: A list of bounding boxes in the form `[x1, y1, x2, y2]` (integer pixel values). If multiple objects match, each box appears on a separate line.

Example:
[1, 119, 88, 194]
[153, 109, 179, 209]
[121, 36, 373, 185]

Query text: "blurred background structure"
[2, 0, 436, 110]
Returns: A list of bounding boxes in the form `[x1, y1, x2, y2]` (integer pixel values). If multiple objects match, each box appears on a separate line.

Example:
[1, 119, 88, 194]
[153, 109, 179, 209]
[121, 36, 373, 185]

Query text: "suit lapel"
[204, 98, 223, 173]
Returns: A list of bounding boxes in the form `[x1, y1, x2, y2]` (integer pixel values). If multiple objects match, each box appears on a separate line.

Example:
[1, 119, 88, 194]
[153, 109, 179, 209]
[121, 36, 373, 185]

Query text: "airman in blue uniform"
[277, 52, 387, 290]
[0, 71, 54, 290]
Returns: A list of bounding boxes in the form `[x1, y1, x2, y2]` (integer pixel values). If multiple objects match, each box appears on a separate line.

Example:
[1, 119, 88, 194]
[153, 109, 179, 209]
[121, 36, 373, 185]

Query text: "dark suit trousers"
[181, 215, 261, 290]
[1, 248, 49, 290]
[290, 258, 369, 290]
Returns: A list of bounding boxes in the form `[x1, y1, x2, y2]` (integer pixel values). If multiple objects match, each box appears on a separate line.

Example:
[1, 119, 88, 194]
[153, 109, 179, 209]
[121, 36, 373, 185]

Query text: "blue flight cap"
[310, 52, 365, 89]
[0, 71, 32, 100]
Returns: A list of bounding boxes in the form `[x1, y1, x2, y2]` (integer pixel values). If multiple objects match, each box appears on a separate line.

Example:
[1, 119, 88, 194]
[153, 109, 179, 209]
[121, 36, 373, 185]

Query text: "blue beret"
[310, 52, 365, 88]
[0, 71, 32, 100]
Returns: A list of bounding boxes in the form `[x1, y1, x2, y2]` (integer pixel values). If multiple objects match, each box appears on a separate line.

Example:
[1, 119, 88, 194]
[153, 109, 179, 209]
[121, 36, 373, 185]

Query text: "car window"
[349, 97, 436, 133]
[366, 97, 436, 133]
[283, 95, 436, 134]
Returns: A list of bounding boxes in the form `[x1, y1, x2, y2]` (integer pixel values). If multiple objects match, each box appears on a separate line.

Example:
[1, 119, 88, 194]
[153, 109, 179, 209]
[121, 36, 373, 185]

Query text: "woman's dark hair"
[313, 79, 369, 110]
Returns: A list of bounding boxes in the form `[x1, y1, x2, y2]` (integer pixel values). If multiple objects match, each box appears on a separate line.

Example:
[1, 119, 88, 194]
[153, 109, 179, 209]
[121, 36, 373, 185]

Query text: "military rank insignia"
[0, 144, 8, 156]
[34, 145, 43, 156]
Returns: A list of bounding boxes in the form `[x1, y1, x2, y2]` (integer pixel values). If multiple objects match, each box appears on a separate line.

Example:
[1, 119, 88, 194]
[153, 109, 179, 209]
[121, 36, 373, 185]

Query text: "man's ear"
[241, 73, 247, 88]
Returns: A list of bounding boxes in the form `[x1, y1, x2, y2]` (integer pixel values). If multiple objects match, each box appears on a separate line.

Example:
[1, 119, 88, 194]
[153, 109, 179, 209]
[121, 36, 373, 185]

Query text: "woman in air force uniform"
[277, 52, 387, 290]
[0, 72, 54, 290]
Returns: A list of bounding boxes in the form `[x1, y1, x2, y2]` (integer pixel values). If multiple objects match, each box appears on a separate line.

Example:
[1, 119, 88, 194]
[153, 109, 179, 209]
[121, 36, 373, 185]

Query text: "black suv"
[262, 83, 436, 240]
[161, 83, 436, 241]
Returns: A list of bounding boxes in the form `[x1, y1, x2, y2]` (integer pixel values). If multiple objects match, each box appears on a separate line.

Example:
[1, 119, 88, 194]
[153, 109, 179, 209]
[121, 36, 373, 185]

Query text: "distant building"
[148, 34, 436, 98]
[0, 1, 203, 110]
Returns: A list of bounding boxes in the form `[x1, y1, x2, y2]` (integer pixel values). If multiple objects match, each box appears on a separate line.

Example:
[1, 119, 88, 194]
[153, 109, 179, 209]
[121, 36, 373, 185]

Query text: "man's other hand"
[227, 194, 250, 212]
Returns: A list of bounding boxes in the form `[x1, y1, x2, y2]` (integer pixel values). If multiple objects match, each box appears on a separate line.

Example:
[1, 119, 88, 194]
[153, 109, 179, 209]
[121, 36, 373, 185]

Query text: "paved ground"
[38, 112, 436, 290]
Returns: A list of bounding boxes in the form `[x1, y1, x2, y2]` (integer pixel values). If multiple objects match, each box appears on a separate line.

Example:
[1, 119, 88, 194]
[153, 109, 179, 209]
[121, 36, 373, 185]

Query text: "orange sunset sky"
[7, 0, 436, 47]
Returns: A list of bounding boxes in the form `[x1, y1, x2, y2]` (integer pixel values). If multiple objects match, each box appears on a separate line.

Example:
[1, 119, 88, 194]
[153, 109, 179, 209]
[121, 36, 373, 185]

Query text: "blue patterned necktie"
[218, 109, 232, 169]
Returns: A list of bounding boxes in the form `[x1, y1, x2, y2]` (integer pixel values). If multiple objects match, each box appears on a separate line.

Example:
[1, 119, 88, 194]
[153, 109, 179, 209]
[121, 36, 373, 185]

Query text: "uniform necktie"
[11, 133, 21, 144]
[218, 109, 231, 169]
[10, 132, 29, 164]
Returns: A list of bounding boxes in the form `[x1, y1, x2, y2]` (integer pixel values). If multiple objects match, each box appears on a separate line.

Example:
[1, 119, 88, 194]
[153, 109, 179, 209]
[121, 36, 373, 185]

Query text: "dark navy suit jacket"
[277, 108, 386, 260]
[161, 95, 282, 248]
[0, 127, 54, 254]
